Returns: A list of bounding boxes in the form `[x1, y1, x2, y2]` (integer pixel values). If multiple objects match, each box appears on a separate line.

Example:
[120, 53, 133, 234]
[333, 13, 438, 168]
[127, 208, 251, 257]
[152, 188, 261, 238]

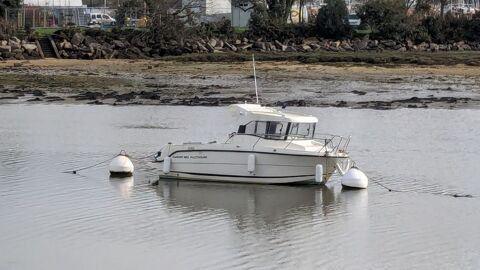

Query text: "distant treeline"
[248, 0, 480, 43]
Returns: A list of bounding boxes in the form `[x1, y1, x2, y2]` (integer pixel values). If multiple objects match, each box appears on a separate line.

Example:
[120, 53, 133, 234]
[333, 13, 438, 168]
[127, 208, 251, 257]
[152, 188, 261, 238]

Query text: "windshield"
[289, 123, 315, 138]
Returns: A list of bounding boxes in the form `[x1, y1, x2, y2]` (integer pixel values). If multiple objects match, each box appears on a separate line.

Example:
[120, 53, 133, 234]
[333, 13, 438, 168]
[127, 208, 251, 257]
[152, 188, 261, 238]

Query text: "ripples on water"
[0, 105, 479, 270]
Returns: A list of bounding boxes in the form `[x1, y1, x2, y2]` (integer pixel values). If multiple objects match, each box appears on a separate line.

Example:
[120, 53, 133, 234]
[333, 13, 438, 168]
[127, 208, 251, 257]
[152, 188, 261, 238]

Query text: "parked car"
[88, 13, 116, 26]
[347, 14, 361, 26]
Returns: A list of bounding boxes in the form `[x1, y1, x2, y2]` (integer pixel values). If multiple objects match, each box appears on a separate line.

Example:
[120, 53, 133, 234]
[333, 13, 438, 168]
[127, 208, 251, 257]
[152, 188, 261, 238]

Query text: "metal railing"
[226, 132, 351, 154]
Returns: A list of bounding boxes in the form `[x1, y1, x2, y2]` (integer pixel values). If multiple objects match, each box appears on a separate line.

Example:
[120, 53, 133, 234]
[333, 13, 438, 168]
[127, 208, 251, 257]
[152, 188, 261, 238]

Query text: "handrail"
[227, 133, 351, 154]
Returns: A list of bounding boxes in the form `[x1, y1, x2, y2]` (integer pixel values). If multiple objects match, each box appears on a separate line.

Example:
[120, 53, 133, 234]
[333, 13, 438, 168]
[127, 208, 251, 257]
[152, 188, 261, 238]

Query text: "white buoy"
[341, 167, 368, 189]
[109, 154, 134, 177]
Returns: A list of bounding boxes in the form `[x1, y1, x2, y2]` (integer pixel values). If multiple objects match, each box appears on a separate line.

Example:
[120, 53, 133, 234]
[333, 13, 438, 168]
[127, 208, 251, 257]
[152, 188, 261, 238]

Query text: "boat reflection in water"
[109, 176, 134, 199]
[154, 178, 368, 226]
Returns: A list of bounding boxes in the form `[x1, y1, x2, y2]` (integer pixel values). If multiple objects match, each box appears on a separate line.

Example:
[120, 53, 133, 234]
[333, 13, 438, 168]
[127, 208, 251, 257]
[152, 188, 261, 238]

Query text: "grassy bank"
[163, 51, 480, 66]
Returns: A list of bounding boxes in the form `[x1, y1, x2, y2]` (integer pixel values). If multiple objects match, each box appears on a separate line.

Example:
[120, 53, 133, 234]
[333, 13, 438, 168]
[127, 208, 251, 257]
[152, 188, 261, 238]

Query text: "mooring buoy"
[109, 152, 134, 177]
[341, 167, 368, 189]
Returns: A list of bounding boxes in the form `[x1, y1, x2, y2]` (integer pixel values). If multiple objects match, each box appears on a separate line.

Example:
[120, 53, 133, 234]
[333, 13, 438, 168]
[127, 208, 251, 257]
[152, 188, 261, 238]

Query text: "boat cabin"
[230, 104, 318, 140]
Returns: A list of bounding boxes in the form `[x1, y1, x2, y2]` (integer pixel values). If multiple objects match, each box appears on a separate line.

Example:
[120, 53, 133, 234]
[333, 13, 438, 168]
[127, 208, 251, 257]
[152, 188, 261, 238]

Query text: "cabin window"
[289, 123, 315, 138]
[238, 121, 287, 139]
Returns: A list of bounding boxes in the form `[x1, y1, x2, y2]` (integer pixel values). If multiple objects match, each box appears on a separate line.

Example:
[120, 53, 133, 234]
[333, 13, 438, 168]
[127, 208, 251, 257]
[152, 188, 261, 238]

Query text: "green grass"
[233, 27, 249, 33]
[33, 27, 60, 37]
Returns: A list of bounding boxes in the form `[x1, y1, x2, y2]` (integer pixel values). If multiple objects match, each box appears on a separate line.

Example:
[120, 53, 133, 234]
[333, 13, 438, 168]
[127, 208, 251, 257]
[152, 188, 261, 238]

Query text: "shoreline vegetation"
[0, 58, 479, 110]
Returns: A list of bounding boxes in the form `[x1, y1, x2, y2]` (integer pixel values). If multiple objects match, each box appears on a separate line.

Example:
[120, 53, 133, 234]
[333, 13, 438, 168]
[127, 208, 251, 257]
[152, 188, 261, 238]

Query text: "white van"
[89, 13, 116, 26]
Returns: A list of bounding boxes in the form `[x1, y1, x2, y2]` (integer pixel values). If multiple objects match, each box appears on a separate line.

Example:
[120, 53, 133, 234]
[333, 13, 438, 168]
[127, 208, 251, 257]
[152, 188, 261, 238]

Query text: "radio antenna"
[252, 54, 259, 104]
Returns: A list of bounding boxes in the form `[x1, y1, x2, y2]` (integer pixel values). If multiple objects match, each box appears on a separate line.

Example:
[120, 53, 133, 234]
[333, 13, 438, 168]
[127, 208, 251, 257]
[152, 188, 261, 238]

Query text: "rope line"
[63, 155, 118, 174]
[369, 178, 474, 198]
[63, 151, 157, 174]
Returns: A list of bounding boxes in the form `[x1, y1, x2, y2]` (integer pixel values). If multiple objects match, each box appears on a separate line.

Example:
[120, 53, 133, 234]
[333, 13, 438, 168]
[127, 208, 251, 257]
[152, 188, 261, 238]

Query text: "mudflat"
[1, 58, 479, 109]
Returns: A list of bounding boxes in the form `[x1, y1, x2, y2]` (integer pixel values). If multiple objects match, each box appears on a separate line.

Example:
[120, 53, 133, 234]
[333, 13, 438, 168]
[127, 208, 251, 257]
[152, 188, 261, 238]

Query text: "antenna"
[252, 54, 259, 104]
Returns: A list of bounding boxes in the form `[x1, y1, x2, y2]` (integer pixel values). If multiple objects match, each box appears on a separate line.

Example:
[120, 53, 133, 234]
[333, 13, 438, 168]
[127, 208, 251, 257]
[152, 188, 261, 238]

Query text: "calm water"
[1, 104, 480, 270]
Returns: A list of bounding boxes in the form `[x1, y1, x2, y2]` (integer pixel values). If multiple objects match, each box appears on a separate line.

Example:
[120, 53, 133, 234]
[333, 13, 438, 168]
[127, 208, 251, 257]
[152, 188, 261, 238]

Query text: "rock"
[83, 35, 97, 46]
[11, 36, 21, 43]
[112, 40, 125, 49]
[430, 43, 439, 52]
[63, 41, 73, 50]
[285, 46, 297, 52]
[406, 39, 414, 49]
[397, 46, 407, 52]
[234, 39, 242, 45]
[197, 42, 208, 52]
[71, 32, 85, 46]
[208, 38, 217, 48]
[22, 43, 37, 54]
[9, 39, 21, 50]
[224, 41, 237, 52]
[14, 53, 24, 60]
[0, 40, 7, 46]
[274, 40, 287, 51]
[417, 42, 428, 50]
[205, 43, 215, 53]
[0, 45, 11, 53]
[381, 39, 396, 47]
[88, 42, 101, 52]
[299, 44, 312, 52]
[59, 50, 69, 58]
[341, 40, 354, 51]
[309, 43, 320, 50]
[353, 39, 368, 50]
[239, 43, 253, 50]
[253, 41, 266, 50]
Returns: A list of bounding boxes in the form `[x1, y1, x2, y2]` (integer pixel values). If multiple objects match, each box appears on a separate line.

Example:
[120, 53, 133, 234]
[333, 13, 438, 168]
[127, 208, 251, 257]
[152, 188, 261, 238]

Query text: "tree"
[0, 0, 21, 18]
[358, 0, 409, 40]
[315, 0, 349, 39]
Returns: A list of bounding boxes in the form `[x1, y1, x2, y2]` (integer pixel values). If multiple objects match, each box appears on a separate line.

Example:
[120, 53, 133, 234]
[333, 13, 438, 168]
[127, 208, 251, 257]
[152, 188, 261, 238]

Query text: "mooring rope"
[369, 178, 474, 198]
[63, 151, 157, 174]
[63, 155, 118, 174]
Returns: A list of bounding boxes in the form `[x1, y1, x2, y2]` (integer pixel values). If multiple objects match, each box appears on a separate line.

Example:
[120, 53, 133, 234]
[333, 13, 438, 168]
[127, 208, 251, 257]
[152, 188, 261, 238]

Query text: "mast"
[252, 54, 259, 104]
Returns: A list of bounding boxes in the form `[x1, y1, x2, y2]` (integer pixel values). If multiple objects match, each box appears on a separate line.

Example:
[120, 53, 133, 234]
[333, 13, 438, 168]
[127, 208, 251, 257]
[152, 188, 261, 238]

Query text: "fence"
[4, 7, 118, 28]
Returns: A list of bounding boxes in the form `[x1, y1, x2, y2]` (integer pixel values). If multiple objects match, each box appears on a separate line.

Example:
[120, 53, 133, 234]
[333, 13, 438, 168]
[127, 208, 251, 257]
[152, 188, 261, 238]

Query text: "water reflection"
[153, 180, 366, 225]
[109, 176, 134, 199]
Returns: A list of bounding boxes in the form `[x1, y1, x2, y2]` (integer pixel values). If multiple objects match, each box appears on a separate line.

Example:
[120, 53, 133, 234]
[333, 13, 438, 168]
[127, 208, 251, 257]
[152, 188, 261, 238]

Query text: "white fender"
[315, 164, 323, 183]
[163, 157, 171, 174]
[247, 154, 255, 173]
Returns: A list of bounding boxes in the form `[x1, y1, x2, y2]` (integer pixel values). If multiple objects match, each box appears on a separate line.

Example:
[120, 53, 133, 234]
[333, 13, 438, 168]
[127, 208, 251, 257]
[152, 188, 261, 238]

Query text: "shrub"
[315, 0, 350, 39]
[357, 0, 409, 41]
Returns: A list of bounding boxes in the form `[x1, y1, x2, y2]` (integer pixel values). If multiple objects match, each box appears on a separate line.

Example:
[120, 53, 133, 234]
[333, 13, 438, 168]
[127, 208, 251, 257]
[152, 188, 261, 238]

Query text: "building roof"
[229, 104, 318, 123]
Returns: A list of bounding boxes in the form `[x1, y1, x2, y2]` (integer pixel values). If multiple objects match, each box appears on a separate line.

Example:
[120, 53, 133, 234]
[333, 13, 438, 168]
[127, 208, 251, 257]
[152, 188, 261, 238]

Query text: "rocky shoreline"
[2, 30, 480, 61]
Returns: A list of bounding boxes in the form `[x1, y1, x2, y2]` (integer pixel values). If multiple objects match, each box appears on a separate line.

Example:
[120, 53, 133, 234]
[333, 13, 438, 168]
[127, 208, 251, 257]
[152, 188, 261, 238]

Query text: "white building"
[231, 0, 253, 27]
[23, 0, 84, 6]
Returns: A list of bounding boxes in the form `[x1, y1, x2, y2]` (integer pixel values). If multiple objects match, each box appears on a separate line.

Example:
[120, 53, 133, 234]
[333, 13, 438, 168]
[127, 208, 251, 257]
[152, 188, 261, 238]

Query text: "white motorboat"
[153, 103, 352, 184]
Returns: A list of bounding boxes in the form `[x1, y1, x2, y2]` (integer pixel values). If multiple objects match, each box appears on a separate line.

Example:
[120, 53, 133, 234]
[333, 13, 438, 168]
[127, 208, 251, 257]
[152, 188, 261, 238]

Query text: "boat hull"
[158, 150, 347, 184]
